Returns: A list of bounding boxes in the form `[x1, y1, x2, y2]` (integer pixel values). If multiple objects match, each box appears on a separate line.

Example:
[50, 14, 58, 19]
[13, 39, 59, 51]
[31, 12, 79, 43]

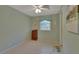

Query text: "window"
[40, 20, 51, 31]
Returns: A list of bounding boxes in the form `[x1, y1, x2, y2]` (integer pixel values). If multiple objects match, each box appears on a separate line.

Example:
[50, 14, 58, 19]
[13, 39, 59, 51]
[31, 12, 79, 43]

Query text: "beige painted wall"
[0, 6, 32, 53]
[32, 15, 60, 45]
[61, 5, 79, 53]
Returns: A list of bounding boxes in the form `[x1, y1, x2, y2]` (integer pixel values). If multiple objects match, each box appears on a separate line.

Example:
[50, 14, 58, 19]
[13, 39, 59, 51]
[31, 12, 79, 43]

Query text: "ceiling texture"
[9, 5, 61, 17]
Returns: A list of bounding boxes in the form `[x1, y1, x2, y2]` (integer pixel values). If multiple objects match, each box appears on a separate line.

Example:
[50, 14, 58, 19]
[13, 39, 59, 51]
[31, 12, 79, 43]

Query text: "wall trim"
[0, 39, 26, 54]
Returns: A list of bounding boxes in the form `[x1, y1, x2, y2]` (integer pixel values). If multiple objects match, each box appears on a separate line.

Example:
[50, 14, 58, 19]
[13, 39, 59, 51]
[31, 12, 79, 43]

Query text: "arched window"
[40, 20, 51, 31]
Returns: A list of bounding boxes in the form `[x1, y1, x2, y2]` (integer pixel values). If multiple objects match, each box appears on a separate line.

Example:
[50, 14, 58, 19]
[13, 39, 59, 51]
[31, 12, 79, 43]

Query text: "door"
[32, 30, 38, 41]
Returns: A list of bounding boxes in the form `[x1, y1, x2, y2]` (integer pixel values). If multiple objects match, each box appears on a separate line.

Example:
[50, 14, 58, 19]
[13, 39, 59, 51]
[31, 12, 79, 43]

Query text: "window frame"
[40, 20, 51, 31]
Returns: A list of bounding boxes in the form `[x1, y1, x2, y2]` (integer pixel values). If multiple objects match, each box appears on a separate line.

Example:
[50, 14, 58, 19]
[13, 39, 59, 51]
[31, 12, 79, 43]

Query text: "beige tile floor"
[4, 40, 60, 54]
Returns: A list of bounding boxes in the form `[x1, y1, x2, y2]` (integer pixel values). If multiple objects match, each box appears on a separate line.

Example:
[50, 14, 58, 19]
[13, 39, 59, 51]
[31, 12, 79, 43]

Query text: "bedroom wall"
[0, 6, 32, 53]
[61, 5, 79, 53]
[32, 14, 60, 45]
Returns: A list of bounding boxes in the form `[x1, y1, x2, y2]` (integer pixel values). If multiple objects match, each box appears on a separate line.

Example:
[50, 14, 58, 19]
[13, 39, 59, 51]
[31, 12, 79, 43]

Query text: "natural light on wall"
[40, 20, 51, 31]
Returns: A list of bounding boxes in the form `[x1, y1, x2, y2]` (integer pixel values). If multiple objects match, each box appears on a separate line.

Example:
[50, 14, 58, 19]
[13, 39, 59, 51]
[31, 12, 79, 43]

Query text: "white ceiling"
[9, 5, 61, 17]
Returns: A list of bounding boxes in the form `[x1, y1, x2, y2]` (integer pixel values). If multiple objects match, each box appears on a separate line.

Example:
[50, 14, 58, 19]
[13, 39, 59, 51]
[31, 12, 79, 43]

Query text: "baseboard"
[0, 39, 26, 54]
